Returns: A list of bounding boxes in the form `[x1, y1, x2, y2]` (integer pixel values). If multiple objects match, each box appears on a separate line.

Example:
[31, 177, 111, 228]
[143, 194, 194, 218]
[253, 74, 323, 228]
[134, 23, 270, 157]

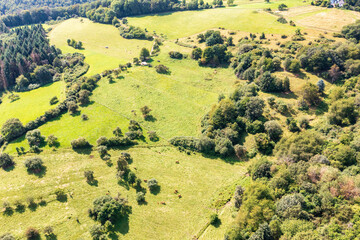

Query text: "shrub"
[81, 114, 89, 121]
[234, 145, 247, 160]
[250, 223, 273, 240]
[89, 224, 106, 240]
[234, 185, 245, 208]
[191, 48, 203, 60]
[1, 118, 25, 141]
[43, 226, 54, 237]
[0, 153, 15, 169]
[254, 133, 274, 155]
[54, 189, 67, 201]
[113, 127, 123, 137]
[148, 131, 158, 141]
[77, 89, 90, 105]
[71, 137, 91, 149]
[147, 178, 159, 193]
[276, 193, 306, 219]
[84, 170, 95, 183]
[25, 227, 40, 240]
[299, 117, 310, 129]
[50, 96, 58, 105]
[264, 121, 283, 142]
[328, 98, 358, 126]
[246, 120, 264, 134]
[47, 134, 59, 147]
[155, 64, 170, 74]
[67, 101, 78, 114]
[250, 158, 272, 180]
[209, 213, 219, 225]
[96, 136, 109, 146]
[169, 51, 183, 59]
[25, 129, 45, 147]
[89, 195, 131, 224]
[301, 82, 321, 106]
[24, 157, 44, 173]
[215, 137, 234, 157]
[136, 192, 145, 203]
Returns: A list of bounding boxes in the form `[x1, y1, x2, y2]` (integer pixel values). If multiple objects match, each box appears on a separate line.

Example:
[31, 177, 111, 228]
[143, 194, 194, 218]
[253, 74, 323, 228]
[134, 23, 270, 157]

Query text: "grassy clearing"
[0, 81, 65, 127]
[0, 147, 245, 239]
[128, 8, 298, 40]
[5, 102, 155, 153]
[48, 18, 153, 75]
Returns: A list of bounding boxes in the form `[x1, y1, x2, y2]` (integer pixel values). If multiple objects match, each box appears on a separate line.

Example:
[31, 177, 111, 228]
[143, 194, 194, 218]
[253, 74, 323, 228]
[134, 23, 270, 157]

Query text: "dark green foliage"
[276, 193, 306, 219]
[328, 98, 358, 126]
[199, 44, 232, 66]
[136, 192, 145, 203]
[89, 194, 131, 225]
[24, 157, 44, 173]
[1, 118, 25, 141]
[276, 131, 325, 162]
[264, 121, 283, 142]
[209, 213, 219, 225]
[84, 170, 95, 183]
[71, 137, 92, 149]
[191, 48, 203, 60]
[326, 144, 357, 169]
[47, 134, 59, 147]
[50, 96, 59, 105]
[0, 25, 58, 90]
[250, 158, 272, 180]
[301, 82, 321, 106]
[342, 20, 360, 42]
[147, 178, 159, 193]
[89, 224, 107, 240]
[119, 25, 153, 40]
[254, 133, 275, 155]
[249, 223, 274, 240]
[0, 153, 14, 169]
[215, 137, 234, 156]
[169, 51, 183, 59]
[25, 227, 40, 240]
[25, 129, 45, 147]
[139, 48, 150, 61]
[155, 64, 170, 74]
[317, 79, 325, 92]
[246, 97, 265, 121]
[78, 90, 91, 105]
[246, 120, 265, 134]
[234, 185, 245, 208]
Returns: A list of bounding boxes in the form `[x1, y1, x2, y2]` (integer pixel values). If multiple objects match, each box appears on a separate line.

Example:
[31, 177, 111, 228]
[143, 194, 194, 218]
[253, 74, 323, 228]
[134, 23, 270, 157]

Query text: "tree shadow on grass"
[3, 208, 14, 216]
[28, 166, 47, 178]
[118, 181, 130, 190]
[45, 234, 57, 240]
[269, 91, 298, 100]
[88, 179, 99, 187]
[212, 218, 222, 228]
[15, 204, 26, 213]
[4, 165, 15, 172]
[144, 115, 157, 122]
[201, 152, 239, 165]
[73, 147, 93, 155]
[149, 186, 161, 195]
[28, 202, 38, 212]
[108, 215, 130, 239]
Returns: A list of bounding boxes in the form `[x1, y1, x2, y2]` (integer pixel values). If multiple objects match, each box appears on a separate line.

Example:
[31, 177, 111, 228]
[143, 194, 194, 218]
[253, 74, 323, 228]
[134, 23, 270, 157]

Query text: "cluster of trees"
[192, 44, 232, 67]
[118, 24, 153, 40]
[0, 0, 96, 15]
[67, 39, 83, 49]
[0, 25, 59, 90]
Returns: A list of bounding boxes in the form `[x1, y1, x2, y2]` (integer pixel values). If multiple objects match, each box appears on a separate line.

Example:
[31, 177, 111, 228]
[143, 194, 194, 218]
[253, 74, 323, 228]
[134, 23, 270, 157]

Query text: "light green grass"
[0, 147, 245, 239]
[0, 81, 65, 127]
[128, 8, 298, 39]
[48, 18, 153, 75]
[6, 102, 156, 153]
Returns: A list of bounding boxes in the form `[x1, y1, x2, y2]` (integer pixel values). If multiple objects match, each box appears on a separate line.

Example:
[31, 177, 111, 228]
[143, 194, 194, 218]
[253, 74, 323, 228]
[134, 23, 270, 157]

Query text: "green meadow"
[0, 147, 245, 239]
[48, 18, 153, 75]
[0, 81, 65, 127]
[128, 8, 298, 40]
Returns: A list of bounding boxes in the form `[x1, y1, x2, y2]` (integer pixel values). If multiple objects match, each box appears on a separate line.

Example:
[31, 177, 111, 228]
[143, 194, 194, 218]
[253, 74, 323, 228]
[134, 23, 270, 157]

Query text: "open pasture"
[0, 147, 245, 239]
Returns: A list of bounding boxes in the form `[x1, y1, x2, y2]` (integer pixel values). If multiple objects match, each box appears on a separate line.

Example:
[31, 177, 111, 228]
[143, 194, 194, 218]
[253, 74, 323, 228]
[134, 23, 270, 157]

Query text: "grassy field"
[128, 8, 298, 40]
[48, 18, 153, 76]
[0, 81, 65, 127]
[0, 147, 245, 239]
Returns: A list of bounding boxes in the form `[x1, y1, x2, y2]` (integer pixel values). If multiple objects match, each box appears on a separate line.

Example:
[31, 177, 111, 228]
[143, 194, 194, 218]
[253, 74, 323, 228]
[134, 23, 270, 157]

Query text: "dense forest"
[0, 0, 96, 15]
[0, 25, 59, 90]
[0, 0, 211, 28]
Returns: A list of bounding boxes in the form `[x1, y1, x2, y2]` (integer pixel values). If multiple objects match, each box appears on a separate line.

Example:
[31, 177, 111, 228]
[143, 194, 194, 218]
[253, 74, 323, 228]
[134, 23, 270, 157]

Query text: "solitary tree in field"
[139, 48, 150, 61]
